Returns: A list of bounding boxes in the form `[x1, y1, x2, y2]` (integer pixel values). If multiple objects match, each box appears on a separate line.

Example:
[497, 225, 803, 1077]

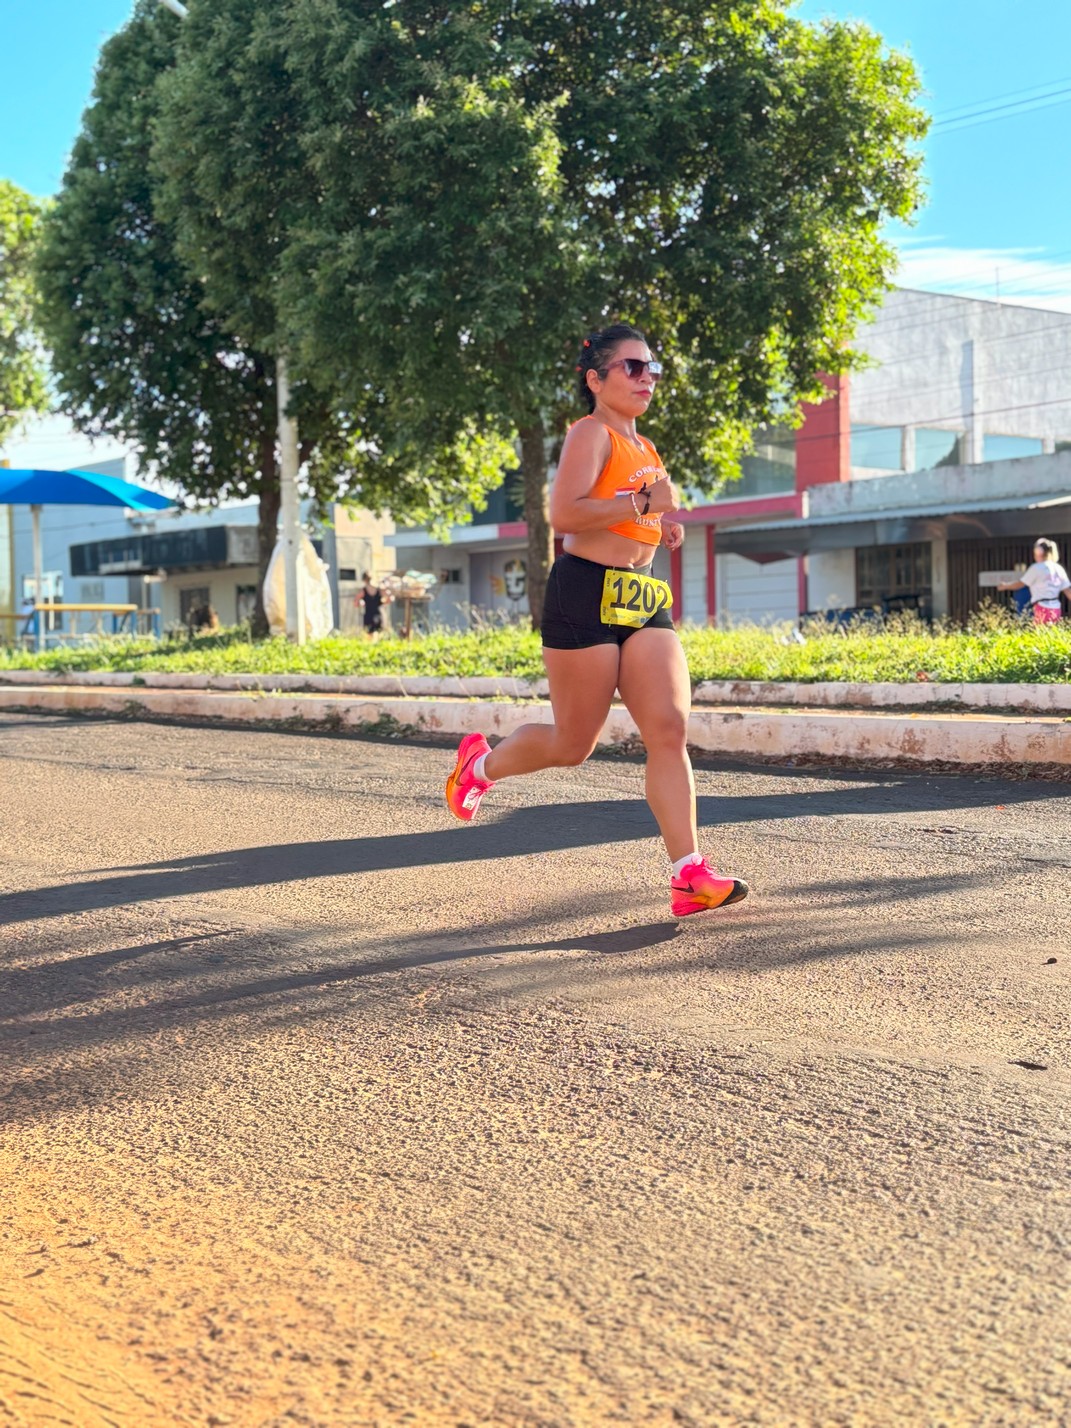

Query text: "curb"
[2, 682, 1069, 767]
[1, 668, 1068, 713]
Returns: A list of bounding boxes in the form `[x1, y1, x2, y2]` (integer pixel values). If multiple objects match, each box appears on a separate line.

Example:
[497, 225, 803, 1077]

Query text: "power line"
[933, 74, 1071, 122]
[932, 86, 1071, 135]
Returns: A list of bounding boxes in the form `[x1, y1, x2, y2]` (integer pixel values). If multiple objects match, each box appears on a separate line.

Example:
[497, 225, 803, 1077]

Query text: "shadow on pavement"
[0, 772, 1052, 928]
[1, 861, 984, 1066]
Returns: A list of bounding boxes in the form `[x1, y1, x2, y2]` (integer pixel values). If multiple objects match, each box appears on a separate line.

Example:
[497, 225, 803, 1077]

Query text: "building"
[1, 415, 395, 637]
[66, 501, 394, 633]
[391, 288, 1071, 627]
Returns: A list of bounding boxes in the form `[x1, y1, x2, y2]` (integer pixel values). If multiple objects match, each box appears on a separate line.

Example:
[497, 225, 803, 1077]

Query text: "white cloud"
[893, 241, 1071, 314]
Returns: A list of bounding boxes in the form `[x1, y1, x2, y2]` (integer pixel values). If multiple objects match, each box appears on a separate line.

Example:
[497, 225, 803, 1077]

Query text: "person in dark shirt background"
[357, 571, 390, 638]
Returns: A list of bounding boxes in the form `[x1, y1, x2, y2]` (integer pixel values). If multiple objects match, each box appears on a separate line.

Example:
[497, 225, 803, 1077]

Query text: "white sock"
[671, 852, 702, 878]
[472, 752, 490, 783]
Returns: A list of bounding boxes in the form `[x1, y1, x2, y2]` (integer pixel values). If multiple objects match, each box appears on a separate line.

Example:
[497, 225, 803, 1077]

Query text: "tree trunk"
[252, 436, 280, 640]
[520, 419, 552, 630]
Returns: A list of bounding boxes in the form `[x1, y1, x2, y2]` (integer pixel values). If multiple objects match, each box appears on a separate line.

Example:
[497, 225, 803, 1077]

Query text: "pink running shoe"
[670, 857, 749, 917]
[445, 732, 495, 822]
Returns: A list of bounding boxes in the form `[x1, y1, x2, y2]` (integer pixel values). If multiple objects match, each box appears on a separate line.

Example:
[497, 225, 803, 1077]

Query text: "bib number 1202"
[600, 570, 673, 629]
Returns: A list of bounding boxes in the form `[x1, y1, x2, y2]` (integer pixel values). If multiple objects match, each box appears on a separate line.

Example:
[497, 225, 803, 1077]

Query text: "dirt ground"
[1, 713, 1069, 1427]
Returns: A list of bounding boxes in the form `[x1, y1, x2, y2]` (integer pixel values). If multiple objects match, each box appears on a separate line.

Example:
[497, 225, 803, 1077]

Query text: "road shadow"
[0, 772, 1056, 928]
[0, 860, 989, 1126]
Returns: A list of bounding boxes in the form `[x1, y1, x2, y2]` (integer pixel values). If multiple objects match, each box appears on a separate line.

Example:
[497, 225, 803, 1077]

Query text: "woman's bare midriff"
[562, 530, 657, 569]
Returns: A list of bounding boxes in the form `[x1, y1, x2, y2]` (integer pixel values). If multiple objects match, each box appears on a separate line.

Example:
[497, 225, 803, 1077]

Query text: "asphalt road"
[1, 712, 1069, 1428]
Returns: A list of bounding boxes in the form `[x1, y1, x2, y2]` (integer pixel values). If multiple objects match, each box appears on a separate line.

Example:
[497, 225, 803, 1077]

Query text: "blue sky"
[6, 0, 1071, 309]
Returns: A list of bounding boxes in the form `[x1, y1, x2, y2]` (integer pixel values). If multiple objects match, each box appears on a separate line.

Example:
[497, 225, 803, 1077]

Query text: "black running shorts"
[541, 552, 675, 650]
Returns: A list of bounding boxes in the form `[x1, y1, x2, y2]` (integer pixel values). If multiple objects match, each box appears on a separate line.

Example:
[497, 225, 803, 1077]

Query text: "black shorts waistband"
[556, 552, 656, 576]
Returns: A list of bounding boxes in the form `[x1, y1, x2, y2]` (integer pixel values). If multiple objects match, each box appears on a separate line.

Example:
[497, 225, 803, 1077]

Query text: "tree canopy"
[150, 0, 520, 531]
[41, 0, 928, 629]
[36, 1, 304, 632]
[0, 180, 49, 446]
[277, 0, 928, 620]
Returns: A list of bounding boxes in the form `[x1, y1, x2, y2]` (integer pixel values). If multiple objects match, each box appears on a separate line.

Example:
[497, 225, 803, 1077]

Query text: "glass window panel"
[983, 434, 1044, 462]
[851, 425, 903, 471]
[716, 425, 796, 499]
[915, 428, 962, 470]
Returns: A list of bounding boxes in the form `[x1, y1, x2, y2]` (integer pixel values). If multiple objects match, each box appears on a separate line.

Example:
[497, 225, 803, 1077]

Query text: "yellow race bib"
[600, 568, 673, 628]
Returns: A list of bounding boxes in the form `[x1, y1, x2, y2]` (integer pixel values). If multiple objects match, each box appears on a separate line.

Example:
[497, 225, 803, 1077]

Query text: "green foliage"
[70, 0, 926, 621]
[0, 179, 49, 444]
[150, 0, 517, 529]
[6, 615, 1070, 687]
[35, 4, 282, 506]
[267, 0, 928, 621]
[280, 2, 928, 467]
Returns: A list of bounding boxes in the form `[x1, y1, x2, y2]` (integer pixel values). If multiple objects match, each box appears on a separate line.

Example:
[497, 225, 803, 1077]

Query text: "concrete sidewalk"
[1, 675, 1069, 767]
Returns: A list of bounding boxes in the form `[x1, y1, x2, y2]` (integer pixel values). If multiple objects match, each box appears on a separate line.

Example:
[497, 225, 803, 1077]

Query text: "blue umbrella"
[0, 468, 177, 649]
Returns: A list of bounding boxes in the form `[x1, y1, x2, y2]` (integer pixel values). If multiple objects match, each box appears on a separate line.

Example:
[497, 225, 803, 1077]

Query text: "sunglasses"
[602, 357, 664, 381]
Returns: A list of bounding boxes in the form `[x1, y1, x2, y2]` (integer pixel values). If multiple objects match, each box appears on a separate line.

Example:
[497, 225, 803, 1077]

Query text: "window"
[179, 586, 211, 624]
[915, 428, 962, 470]
[719, 425, 796, 499]
[338, 567, 358, 582]
[439, 568, 463, 584]
[471, 481, 524, 525]
[856, 543, 932, 607]
[983, 434, 1044, 462]
[851, 425, 903, 472]
[236, 585, 258, 624]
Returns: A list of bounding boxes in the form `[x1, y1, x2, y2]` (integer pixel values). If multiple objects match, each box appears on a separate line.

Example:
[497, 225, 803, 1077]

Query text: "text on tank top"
[580, 417, 665, 547]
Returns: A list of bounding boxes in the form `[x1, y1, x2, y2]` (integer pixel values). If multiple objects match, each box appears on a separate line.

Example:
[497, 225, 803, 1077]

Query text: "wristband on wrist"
[630, 491, 643, 520]
[639, 483, 651, 516]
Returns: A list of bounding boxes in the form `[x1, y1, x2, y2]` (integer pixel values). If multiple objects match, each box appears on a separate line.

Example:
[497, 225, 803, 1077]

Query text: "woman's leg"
[616, 627, 696, 863]
[482, 643, 620, 779]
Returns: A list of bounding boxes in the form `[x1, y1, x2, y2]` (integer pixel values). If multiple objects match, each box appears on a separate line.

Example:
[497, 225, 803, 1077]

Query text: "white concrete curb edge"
[0, 667, 1068, 712]
[2, 683, 1069, 766]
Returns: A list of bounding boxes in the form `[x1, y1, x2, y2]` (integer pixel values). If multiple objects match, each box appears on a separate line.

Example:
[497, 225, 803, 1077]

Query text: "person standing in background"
[357, 571, 391, 639]
[998, 539, 1071, 624]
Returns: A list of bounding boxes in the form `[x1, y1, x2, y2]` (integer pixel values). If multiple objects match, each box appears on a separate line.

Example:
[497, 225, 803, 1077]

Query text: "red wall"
[795, 373, 850, 489]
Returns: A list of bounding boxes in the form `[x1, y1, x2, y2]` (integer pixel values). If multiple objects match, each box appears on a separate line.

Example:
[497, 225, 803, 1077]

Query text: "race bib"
[600, 568, 673, 628]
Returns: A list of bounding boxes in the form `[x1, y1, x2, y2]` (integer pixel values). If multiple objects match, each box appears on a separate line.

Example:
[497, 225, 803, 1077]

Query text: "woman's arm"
[997, 579, 1027, 591]
[549, 421, 678, 533]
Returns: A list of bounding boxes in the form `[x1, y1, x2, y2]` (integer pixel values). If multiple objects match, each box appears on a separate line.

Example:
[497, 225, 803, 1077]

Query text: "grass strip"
[3, 611, 1070, 686]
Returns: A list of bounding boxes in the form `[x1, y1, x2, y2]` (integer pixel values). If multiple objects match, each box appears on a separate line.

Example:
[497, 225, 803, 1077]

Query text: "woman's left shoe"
[445, 732, 495, 822]
[670, 857, 749, 917]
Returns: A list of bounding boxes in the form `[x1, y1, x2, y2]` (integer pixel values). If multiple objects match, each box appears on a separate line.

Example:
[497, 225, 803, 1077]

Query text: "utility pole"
[155, 0, 306, 642]
[276, 356, 306, 641]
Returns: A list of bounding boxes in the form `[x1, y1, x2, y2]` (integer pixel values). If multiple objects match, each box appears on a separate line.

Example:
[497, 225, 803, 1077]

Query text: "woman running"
[445, 323, 748, 917]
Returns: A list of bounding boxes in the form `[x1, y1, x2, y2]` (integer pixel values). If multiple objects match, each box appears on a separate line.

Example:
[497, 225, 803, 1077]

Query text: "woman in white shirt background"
[999, 538, 1071, 624]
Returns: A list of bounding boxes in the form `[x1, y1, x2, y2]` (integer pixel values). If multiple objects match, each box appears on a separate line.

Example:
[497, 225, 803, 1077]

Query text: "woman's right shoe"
[445, 732, 494, 822]
[670, 857, 749, 917]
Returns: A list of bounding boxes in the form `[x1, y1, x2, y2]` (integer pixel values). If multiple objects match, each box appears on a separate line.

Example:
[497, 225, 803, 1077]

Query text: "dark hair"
[575, 323, 647, 413]
[1035, 538, 1057, 559]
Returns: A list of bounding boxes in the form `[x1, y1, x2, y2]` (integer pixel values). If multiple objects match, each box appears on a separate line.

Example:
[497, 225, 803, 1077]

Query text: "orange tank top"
[579, 416, 665, 546]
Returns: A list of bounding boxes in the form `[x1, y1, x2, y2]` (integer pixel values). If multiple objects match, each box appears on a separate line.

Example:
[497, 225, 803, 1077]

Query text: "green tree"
[279, 0, 927, 625]
[36, 3, 292, 634]
[0, 180, 49, 445]
[149, 0, 519, 544]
